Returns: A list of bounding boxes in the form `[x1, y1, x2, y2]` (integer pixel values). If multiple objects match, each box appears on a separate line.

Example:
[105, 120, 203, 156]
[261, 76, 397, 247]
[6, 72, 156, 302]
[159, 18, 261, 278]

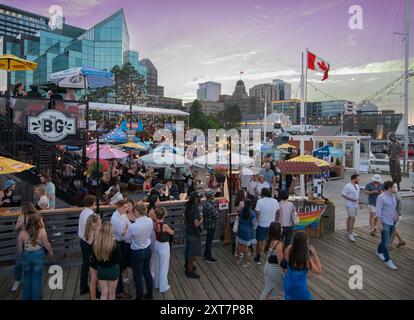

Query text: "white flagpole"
[300, 51, 306, 197]
[263, 93, 267, 144]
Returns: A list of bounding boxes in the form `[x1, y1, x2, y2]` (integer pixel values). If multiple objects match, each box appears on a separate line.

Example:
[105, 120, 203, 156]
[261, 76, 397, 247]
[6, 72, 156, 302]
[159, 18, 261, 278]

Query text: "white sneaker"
[352, 232, 358, 237]
[348, 233, 356, 242]
[11, 281, 20, 292]
[376, 252, 385, 261]
[385, 260, 398, 270]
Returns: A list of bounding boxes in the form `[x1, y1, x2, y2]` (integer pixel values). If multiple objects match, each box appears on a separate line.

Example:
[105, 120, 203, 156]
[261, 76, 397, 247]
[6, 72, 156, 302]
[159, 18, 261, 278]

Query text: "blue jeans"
[378, 223, 394, 262]
[14, 246, 23, 282]
[23, 249, 45, 300]
[131, 246, 153, 300]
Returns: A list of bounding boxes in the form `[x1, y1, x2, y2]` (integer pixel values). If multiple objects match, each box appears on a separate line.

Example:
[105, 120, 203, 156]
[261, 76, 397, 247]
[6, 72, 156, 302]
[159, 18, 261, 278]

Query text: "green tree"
[112, 62, 147, 105]
[189, 99, 205, 129]
[205, 115, 222, 130]
[221, 104, 242, 129]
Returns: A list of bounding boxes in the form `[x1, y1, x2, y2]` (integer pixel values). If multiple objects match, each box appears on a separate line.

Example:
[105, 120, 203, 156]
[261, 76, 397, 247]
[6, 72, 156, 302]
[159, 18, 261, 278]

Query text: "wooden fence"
[0, 199, 228, 266]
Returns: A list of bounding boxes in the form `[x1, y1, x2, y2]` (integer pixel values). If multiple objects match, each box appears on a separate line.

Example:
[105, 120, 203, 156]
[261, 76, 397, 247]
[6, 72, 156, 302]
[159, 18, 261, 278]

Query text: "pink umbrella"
[86, 144, 128, 159]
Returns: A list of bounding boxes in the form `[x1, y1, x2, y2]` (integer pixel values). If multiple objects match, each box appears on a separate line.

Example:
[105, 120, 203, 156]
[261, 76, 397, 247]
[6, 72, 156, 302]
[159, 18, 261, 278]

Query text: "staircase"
[0, 114, 85, 205]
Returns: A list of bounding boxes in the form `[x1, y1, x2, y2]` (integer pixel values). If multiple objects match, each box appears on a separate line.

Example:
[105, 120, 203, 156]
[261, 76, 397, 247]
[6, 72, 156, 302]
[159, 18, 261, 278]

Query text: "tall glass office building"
[0, 5, 146, 92]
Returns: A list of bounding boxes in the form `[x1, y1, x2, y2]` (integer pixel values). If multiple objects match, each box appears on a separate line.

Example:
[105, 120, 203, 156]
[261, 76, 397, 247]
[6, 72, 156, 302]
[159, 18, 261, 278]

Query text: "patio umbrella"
[0, 156, 34, 174]
[313, 145, 345, 158]
[118, 142, 147, 150]
[192, 151, 254, 168]
[277, 143, 297, 149]
[86, 144, 128, 160]
[287, 155, 330, 167]
[49, 66, 115, 133]
[49, 66, 114, 89]
[0, 54, 38, 120]
[151, 143, 182, 154]
[138, 152, 191, 167]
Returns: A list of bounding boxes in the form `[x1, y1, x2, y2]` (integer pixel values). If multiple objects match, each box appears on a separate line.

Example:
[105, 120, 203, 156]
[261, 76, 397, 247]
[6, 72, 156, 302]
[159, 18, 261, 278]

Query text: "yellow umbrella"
[277, 143, 297, 149]
[0, 54, 38, 71]
[287, 155, 330, 167]
[0, 156, 34, 174]
[118, 142, 146, 150]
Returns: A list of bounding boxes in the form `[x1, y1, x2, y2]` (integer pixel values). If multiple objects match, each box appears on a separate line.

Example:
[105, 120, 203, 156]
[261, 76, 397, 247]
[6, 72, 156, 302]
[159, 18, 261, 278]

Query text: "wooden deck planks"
[0, 218, 413, 300]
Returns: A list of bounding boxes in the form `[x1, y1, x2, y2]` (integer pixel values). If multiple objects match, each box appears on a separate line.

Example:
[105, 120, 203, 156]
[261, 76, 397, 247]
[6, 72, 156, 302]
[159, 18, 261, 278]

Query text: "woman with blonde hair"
[91, 222, 121, 300]
[12, 202, 39, 292]
[18, 213, 53, 300]
[154, 207, 174, 293]
[84, 214, 102, 300]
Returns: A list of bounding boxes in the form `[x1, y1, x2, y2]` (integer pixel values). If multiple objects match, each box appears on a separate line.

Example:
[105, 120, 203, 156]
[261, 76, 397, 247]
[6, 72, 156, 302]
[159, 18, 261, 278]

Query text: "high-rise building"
[218, 80, 266, 116]
[0, 7, 147, 92]
[197, 81, 221, 102]
[249, 83, 278, 103]
[272, 99, 301, 124]
[123, 50, 147, 86]
[272, 79, 291, 100]
[0, 4, 50, 38]
[147, 95, 182, 110]
[184, 101, 224, 115]
[139, 58, 159, 96]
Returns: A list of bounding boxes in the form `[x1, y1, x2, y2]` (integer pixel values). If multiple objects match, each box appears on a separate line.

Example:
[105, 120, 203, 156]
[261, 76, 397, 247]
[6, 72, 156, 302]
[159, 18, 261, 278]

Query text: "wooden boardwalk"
[1, 218, 413, 300]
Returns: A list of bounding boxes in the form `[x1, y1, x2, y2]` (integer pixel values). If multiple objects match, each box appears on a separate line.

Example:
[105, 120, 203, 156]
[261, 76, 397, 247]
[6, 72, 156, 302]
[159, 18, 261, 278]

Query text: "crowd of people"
[5, 150, 408, 300]
[342, 173, 406, 270]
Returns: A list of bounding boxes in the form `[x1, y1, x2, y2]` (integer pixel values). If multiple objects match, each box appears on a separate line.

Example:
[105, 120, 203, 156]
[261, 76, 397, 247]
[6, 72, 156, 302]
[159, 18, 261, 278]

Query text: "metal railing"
[0, 113, 86, 204]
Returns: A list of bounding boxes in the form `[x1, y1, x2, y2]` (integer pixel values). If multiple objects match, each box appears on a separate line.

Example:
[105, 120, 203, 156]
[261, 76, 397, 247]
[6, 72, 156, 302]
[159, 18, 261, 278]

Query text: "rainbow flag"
[293, 207, 325, 230]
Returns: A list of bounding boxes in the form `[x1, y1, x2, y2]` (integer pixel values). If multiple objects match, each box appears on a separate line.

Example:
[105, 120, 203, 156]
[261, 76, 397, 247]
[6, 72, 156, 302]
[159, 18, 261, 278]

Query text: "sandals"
[396, 241, 406, 248]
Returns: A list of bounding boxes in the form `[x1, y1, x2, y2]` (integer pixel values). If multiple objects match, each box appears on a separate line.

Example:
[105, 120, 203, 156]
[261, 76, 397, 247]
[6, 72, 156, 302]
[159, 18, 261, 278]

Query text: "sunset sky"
[3, 0, 414, 118]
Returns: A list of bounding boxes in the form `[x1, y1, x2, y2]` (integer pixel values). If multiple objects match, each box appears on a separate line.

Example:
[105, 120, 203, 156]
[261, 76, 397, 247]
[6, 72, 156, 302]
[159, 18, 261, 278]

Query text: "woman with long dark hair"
[236, 199, 256, 267]
[260, 222, 284, 300]
[280, 232, 322, 300]
[184, 191, 203, 278]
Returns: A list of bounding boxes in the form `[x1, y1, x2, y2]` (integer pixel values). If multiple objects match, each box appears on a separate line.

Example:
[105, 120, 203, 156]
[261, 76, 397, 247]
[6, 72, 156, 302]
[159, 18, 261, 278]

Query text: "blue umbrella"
[101, 128, 127, 143]
[49, 66, 115, 89]
[313, 145, 345, 158]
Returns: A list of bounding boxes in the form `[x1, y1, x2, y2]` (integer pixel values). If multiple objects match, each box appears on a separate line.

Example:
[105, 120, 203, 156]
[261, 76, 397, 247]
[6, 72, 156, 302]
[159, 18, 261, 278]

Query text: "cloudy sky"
[4, 0, 414, 119]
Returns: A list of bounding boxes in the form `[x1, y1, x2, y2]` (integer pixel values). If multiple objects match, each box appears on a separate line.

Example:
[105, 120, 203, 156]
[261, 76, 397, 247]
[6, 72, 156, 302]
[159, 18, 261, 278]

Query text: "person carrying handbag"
[278, 190, 298, 248]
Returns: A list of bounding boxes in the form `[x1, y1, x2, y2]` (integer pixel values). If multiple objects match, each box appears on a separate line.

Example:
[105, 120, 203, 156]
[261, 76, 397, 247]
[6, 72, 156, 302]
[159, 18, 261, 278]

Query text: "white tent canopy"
[137, 152, 192, 167]
[192, 151, 254, 168]
[81, 102, 189, 117]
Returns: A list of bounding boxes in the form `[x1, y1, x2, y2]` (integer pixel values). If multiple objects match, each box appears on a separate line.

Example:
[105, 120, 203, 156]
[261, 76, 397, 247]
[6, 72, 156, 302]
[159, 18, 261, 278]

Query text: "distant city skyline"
[2, 0, 413, 120]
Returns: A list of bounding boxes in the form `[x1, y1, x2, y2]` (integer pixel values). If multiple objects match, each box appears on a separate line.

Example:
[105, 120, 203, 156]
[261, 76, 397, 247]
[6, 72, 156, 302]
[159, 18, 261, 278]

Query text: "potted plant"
[331, 158, 344, 178]
[213, 165, 228, 183]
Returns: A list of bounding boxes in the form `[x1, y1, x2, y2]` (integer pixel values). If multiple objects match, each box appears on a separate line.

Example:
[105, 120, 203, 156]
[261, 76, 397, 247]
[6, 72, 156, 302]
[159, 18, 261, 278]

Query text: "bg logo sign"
[28, 109, 76, 142]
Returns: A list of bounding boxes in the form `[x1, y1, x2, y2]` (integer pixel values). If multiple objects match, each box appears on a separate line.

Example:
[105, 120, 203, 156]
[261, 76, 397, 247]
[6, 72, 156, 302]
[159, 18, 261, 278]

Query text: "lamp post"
[95, 133, 100, 216]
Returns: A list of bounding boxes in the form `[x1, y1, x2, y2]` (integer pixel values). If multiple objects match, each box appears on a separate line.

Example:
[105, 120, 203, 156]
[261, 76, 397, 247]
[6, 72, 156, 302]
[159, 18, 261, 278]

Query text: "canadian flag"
[307, 50, 330, 81]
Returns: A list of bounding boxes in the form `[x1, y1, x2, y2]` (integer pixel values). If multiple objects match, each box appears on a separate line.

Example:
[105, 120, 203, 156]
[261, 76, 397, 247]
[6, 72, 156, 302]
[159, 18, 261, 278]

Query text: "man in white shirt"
[110, 199, 131, 299]
[256, 175, 270, 198]
[341, 174, 360, 242]
[254, 188, 280, 264]
[125, 202, 154, 300]
[77, 195, 96, 295]
[240, 167, 253, 190]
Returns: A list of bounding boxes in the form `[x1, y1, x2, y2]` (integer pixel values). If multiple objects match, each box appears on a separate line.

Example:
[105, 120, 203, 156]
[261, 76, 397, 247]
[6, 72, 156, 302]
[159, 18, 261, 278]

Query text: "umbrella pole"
[228, 136, 233, 211]
[82, 76, 89, 167]
[6, 68, 11, 122]
[96, 135, 101, 216]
